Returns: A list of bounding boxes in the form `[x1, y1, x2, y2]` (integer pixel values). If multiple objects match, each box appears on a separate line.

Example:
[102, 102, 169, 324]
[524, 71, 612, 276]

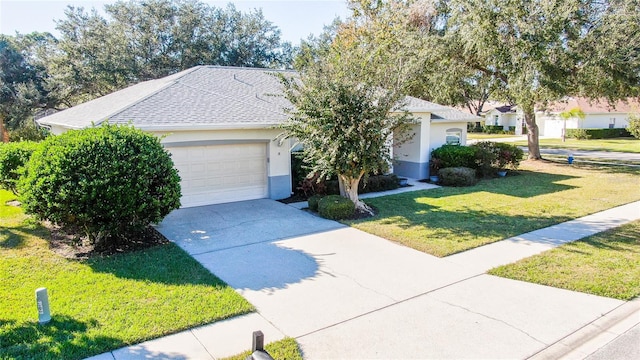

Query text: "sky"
[0, 0, 350, 44]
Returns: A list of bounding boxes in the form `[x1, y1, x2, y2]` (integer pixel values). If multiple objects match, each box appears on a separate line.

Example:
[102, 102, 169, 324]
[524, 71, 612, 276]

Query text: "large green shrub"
[471, 141, 523, 177]
[482, 125, 505, 134]
[629, 114, 640, 139]
[438, 167, 478, 187]
[566, 128, 631, 139]
[0, 141, 39, 194]
[308, 194, 323, 211]
[299, 173, 399, 198]
[566, 129, 591, 140]
[360, 174, 399, 193]
[431, 145, 477, 169]
[318, 195, 355, 220]
[19, 125, 181, 249]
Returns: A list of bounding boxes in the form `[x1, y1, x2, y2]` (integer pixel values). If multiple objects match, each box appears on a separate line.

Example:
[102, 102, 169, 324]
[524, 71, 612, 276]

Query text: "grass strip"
[221, 337, 303, 360]
[488, 221, 640, 300]
[512, 137, 640, 153]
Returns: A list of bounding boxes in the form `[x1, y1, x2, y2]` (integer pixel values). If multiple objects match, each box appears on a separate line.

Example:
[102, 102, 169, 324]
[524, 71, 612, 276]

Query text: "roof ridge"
[199, 65, 297, 74]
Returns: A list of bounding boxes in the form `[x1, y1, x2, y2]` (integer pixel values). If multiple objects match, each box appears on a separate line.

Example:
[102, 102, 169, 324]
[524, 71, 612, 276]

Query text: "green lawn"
[0, 190, 254, 360]
[347, 161, 640, 257]
[221, 338, 303, 360]
[512, 137, 640, 153]
[489, 221, 640, 300]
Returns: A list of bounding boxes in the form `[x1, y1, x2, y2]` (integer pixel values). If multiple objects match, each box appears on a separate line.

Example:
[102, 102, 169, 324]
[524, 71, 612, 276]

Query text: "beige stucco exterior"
[392, 113, 469, 179]
[536, 112, 633, 138]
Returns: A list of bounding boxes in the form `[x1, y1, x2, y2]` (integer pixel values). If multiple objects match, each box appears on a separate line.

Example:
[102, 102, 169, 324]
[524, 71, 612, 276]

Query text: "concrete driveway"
[156, 199, 626, 359]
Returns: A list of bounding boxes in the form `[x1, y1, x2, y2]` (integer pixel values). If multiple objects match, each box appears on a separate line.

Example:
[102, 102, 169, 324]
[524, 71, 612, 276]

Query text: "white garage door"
[168, 143, 268, 207]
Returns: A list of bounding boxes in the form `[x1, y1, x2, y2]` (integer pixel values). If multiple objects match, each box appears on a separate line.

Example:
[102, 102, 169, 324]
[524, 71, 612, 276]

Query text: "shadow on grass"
[376, 205, 572, 244]
[0, 315, 193, 360]
[572, 162, 640, 175]
[580, 231, 640, 253]
[84, 243, 232, 288]
[468, 170, 577, 198]
[0, 227, 24, 248]
[0, 220, 48, 249]
[349, 170, 589, 255]
[407, 170, 578, 200]
[0, 315, 119, 360]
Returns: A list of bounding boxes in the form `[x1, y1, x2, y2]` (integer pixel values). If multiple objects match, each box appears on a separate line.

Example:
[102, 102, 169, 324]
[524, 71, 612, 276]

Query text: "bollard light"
[36, 287, 51, 324]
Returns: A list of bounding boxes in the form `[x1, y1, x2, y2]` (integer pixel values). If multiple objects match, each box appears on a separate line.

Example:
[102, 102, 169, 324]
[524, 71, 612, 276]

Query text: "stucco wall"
[429, 122, 468, 150]
[393, 115, 431, 179]
[537, 113, 631, 137]
[392, 118, 469, 179]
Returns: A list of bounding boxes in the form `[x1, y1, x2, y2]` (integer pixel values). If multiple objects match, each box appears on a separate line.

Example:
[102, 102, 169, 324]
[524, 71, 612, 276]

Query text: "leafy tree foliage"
[19, 125, 181, 249]
[628, 113, 640, 139]
[350, 0, 639, 159]
[1, 0, 296, 136]
[51, 0, 294, 102]
[559, 108, 586, 142]
[279, 10, 415, 213]
[0, 36, 51, 141]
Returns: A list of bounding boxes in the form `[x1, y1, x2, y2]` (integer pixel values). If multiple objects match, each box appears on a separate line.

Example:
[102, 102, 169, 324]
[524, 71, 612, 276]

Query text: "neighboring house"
[482, 105, 526, 134]
[38, 66, 479, 208]
[536, 97, 639, 138]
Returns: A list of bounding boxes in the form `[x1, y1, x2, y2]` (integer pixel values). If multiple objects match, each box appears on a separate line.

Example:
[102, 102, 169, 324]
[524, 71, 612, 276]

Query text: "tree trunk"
[338, 176, 346, 197]
[0, 115, 7, 143]
[523, 109, 542, 160]
[338, 172, 373, 215]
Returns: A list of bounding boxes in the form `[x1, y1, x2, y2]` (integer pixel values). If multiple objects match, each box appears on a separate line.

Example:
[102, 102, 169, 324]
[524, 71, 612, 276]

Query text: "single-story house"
[536, 97, 639, 138]
[38, 66, 479, 208]
[483, 105, 526, 134]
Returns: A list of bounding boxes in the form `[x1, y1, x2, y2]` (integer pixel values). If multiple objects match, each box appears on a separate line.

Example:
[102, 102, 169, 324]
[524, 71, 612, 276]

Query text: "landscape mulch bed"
[46, 222, 169, 259]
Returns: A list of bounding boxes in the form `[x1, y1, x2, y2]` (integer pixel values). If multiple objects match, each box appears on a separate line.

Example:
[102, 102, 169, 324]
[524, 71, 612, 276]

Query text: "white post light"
[35, 287, 51, 324]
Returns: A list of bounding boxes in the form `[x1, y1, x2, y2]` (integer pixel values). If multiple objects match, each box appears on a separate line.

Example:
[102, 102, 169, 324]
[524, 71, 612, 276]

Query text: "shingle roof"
[38, 66, 480, 130]
[544, 97, 640, 114]
[38, 66, 294, 130]
[404, 97, 481, 122]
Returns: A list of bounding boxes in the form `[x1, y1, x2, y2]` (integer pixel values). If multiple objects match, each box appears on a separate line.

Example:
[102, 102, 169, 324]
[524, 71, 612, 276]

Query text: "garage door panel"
[167, 143, 268, 207]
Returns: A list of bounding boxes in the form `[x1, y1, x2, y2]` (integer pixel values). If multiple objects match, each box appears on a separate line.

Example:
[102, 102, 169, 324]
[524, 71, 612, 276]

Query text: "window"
[609, 118, 615, 129]
[493, 115, 499, 125]
[446, 128, 462, 145]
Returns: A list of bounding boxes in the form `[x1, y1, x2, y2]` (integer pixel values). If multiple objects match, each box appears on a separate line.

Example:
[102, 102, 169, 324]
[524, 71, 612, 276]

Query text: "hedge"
[439, 167, 478, 187]
[431, 145, 477, 170]
[566, 128, 632, 139]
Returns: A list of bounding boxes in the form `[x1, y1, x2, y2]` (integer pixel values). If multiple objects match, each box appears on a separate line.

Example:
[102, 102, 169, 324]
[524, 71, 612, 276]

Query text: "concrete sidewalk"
[88, 194, 640, 360]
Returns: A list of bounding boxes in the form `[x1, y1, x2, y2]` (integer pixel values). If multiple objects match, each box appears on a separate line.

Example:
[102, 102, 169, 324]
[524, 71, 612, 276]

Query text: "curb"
[528, 298, 640, 360]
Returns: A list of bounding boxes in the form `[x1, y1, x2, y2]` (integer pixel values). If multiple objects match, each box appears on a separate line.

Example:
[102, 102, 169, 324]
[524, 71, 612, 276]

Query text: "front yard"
[348, 161, 640, 257]
[0, 190, 254, 360]
[512, 137, 640, 153]
[489, 220, 640, 300]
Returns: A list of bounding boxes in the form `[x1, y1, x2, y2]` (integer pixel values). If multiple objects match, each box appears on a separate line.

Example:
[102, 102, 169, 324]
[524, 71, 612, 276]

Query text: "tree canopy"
[0, 0, 295, 140]
[345, 0, 640, 159]
[0, 36, 51, 140]
[279, 7, 416, 213]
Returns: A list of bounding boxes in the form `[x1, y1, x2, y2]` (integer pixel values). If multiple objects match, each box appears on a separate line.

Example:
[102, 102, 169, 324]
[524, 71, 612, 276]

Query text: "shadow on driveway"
[156, 199, 344, 291]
